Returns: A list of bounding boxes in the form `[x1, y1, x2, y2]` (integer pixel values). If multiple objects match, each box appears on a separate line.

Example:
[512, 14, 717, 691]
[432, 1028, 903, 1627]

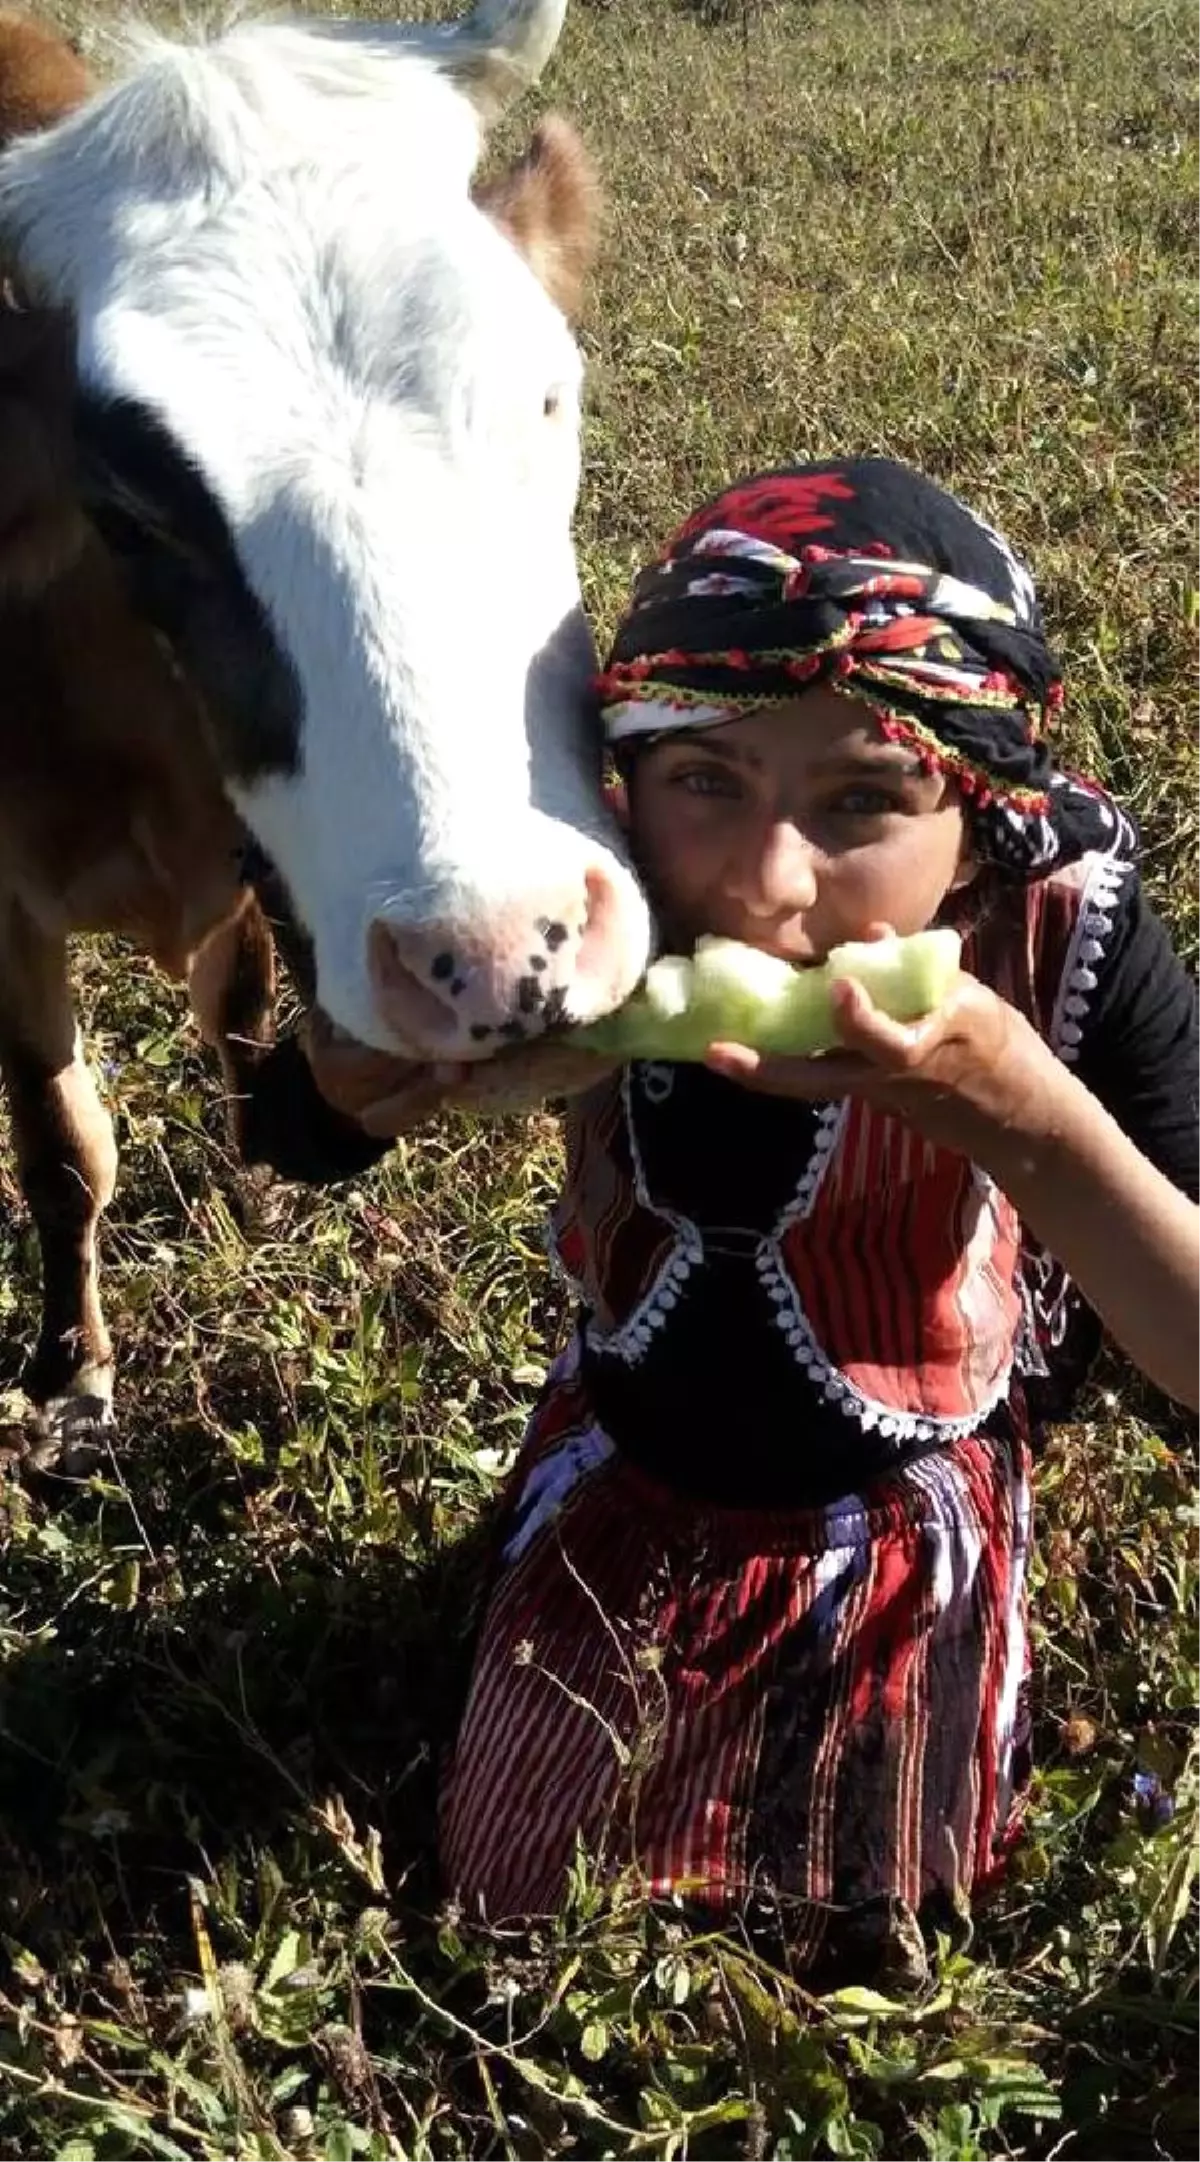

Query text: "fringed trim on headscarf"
[867, 705, 1053, 814]
[596, 662, 1056, 815]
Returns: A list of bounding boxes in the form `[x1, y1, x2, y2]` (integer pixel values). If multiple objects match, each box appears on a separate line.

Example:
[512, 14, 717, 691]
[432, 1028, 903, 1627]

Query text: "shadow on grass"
[0, 1504, 495, 1968]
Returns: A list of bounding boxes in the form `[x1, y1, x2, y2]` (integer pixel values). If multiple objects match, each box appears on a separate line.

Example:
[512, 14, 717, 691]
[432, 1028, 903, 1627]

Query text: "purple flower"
[1132, 1769, 1176, 1832]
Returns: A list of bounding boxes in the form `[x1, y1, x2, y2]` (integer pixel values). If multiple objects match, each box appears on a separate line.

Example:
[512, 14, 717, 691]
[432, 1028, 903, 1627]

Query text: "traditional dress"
[439, 460, 1198, 1967]
[440, 859, 1195, 1957]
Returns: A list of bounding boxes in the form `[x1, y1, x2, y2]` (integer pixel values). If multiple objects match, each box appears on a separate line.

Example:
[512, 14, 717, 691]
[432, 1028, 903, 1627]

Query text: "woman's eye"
[673, 766, 739, 798]
[829, 786, 901, 817]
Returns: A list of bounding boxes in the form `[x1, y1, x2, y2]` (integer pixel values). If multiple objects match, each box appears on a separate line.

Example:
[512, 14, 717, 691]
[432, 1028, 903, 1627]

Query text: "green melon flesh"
[575, 928, 962, 1062]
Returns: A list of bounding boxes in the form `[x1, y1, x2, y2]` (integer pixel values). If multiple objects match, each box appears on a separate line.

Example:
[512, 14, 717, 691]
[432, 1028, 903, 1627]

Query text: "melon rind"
[575, 928, 962, 1062]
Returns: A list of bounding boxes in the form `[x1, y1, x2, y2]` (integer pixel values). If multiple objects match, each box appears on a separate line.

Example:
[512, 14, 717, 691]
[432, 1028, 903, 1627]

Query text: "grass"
[1, 0, 1197, 2153]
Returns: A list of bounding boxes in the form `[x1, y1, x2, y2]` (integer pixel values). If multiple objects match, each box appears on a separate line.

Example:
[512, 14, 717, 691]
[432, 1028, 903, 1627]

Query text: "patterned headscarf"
[595, 458, 1135, 876]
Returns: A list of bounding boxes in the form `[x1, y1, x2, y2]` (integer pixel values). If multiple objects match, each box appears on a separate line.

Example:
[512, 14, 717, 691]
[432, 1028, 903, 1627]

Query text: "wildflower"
[1132, 1768, 1176, 1833]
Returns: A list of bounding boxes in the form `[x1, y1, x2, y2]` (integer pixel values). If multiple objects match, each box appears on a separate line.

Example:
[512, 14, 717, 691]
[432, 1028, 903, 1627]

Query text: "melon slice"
[574, 927, 962, 1062]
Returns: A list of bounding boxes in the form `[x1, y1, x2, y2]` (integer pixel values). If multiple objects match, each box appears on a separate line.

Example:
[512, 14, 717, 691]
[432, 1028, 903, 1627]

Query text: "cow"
[0, 2, 650, 1452]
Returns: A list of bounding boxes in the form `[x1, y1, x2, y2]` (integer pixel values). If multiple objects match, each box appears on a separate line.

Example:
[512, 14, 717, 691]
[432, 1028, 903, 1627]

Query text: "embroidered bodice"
[546, 853, 1181, 1505]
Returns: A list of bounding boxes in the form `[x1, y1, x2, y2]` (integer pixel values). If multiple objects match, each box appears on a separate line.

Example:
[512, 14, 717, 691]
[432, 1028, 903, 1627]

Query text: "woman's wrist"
[972, 1026, 1077, 1189]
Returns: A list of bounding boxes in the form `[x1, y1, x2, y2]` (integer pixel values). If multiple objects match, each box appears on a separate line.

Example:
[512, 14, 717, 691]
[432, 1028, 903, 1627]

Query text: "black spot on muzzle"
[73, 392, 303, 782]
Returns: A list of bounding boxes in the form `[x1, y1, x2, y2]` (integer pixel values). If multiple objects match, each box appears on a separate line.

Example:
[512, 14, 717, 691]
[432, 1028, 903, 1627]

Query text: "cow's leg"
[0, 901, 118, 1440]
[186, 887, 277, 1157]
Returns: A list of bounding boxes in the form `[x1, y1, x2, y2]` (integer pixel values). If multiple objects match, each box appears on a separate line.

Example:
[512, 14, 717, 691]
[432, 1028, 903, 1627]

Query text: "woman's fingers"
[705, 977, 932, 1095]
[358, 1043, 615, 1129]
[305, 1000, 616, 1133]
[825, 975, 933, 1061]
[358, 1063, 468, 1136]
[704, 1040, 874, 1097]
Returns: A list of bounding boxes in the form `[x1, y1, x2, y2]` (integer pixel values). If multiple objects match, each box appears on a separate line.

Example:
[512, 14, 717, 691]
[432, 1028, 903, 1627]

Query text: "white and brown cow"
[0, 2, 649, 1445]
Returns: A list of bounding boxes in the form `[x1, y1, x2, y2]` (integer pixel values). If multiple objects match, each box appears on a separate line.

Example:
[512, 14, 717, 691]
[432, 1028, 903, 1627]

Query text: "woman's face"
[623, 686, 973, 961]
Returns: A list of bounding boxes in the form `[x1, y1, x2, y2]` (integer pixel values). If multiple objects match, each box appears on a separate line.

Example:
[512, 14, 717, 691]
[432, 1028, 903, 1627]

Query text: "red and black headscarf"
[595, 458, 1135, 877]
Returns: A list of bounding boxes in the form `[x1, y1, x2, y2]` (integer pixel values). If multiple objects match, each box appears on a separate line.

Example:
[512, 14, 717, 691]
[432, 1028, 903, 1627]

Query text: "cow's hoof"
[227, 1159, 292, 1237]
[25, 1375, 116, 1479]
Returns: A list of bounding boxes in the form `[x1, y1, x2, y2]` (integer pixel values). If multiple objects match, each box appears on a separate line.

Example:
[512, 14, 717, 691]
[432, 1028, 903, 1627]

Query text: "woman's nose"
[728, 819, 818, 918]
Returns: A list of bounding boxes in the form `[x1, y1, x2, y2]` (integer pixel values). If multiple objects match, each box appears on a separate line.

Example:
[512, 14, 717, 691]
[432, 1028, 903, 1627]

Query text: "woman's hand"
[302, 1014, 457, 1133]
[705, 925, 1200, 1408]
[303, 1010, 618, 1137]
[704, 933, 1059, 1173]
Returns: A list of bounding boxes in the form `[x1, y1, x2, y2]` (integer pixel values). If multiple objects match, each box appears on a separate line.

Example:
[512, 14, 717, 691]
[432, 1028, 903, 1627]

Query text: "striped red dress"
[438, 854, 1148, 1963]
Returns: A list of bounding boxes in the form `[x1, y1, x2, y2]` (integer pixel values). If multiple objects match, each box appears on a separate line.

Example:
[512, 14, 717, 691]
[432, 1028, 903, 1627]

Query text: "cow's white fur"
[0, 18, 650, 1053]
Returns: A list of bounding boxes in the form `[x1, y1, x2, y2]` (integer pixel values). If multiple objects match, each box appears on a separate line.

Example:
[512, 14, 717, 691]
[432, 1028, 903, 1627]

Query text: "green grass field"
[1, 0, 1197, 2153]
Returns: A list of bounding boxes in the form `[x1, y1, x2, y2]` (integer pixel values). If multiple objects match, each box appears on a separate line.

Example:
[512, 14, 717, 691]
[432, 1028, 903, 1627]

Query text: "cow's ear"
[474, 115, 599, 321]
[0, 15, 92, 147]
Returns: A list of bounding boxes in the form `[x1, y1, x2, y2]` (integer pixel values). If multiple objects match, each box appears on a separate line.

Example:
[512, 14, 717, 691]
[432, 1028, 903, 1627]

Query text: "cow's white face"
[0, 13, 652, 1056]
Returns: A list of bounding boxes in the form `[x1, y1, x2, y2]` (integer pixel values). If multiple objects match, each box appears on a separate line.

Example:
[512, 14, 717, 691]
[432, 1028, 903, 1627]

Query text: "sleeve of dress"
[1071, 874, 1198, 1201]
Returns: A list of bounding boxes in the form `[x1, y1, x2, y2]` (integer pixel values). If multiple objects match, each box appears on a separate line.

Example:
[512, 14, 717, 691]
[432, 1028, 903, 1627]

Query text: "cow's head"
[0, 0, 651, 1057]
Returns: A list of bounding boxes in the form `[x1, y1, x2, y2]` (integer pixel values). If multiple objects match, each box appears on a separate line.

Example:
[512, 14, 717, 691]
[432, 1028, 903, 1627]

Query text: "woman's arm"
[975, 1038, 1198, 1409]
[707, 972, 1200, 1410]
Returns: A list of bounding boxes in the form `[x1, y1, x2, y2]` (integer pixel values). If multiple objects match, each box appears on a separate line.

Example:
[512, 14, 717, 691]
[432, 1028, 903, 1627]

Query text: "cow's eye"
[543, 387, 563, 420]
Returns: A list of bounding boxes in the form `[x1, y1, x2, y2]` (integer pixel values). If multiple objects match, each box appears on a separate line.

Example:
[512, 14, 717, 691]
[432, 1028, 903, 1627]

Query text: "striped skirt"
[440, 1355, 1033, 1968]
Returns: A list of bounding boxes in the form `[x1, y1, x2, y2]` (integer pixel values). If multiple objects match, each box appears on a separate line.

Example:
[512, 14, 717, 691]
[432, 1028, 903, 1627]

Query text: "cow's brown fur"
[0, 290, 87, 596]
[0, 16, 277, 1447]
[0, 494, 281, 1440]
[0, 12, 89, 143]
[474, 114, 600, 321]
[0, 12, 598, 1450]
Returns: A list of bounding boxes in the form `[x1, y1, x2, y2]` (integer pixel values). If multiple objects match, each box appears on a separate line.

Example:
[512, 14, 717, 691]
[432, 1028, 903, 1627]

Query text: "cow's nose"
[366, 860, 634, 1057]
